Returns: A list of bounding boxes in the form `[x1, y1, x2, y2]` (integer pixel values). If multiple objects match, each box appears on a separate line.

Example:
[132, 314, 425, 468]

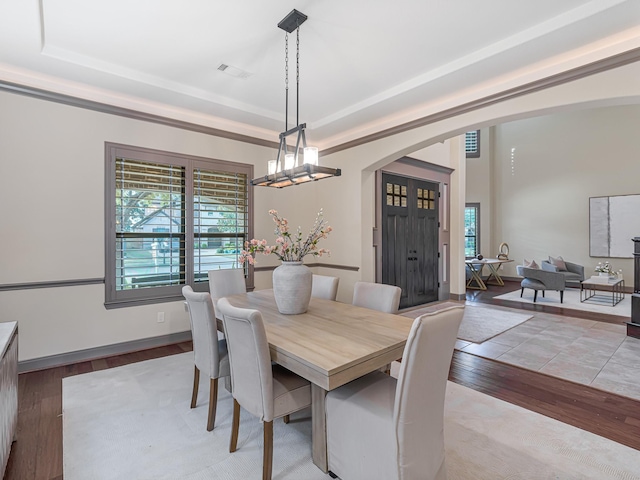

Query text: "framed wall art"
[590, 194, 640, 258]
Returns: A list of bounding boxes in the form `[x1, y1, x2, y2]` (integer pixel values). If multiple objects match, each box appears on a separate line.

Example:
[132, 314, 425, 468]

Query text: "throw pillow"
[523, 259, 539, 269]
[548, 255, 567, 271]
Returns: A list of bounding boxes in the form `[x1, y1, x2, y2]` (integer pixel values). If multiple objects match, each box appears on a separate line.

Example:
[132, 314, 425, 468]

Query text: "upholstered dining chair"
[207, 268, 246, 313]
[326, 305, 464, 480]
[352, 281, 402, 314]
[311, 274, 340, 301]
[216, 298, 312, 480]
[182, 286, 230, 431]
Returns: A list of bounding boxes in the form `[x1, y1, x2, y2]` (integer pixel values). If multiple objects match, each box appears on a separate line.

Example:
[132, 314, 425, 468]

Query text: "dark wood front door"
[382, 173, 439, 309]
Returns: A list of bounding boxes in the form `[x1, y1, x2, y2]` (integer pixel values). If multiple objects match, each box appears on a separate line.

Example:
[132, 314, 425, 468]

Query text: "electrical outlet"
[157, 312, 165, 323]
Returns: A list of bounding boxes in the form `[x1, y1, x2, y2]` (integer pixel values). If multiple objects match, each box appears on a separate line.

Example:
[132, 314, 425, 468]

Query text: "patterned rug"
[63, 352, 640, 479]
[401, 303, 533, 343]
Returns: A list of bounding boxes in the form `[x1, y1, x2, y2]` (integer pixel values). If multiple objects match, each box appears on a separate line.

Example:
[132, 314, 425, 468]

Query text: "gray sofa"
[516, 265, 566, 303]
[540, 260, 584, 285]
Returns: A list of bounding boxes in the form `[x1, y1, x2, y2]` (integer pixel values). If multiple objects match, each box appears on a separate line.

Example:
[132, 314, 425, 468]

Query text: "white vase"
[272, 261, 312, 314]
[598, 272, 609, 277]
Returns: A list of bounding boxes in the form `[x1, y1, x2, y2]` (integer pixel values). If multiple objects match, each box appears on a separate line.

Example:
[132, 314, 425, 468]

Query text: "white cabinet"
[0, 322, 17, 478]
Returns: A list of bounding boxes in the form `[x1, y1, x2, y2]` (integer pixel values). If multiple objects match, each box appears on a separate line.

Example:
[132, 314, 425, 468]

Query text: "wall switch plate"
[157, 312, 165, 323]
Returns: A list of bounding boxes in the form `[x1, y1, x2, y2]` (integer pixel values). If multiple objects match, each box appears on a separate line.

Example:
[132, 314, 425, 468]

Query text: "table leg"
[466, 264, 486, 290]
[485, 263, 505, 286]
[311, 383, 328, 472]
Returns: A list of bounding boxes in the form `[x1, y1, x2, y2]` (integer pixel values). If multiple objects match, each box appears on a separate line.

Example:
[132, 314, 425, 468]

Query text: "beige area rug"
[495, 287, 632, 317]
[63, 353, 640, 480]
[402, 303, 533, 343]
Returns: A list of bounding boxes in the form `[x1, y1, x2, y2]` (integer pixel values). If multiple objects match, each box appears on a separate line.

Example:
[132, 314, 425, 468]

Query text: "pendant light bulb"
[284, 153, 296, 170]
[303, 146, 318, 166]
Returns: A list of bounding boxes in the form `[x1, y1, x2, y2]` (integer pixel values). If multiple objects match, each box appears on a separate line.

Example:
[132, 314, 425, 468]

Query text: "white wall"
[489, 105, 640, 284]
[2, 59, 640, 363]
[465, 128, 493, 258]
[0, 91, 284, 361]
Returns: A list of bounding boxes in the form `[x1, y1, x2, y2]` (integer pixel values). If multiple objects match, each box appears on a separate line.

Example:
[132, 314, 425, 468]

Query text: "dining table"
[223, 288, 415, 472]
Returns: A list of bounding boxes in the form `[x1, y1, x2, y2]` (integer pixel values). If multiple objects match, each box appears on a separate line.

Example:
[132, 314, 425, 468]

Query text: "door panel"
[382, 173, 439, 309]
[384, 210, 410, 306]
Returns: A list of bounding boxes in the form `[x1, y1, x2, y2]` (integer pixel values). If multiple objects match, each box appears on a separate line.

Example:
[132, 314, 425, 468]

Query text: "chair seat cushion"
[521, 278, 545, 290]
[558, 271, 582, 282]
[326, 371, 398, 480]
[272, 365, 311, 419]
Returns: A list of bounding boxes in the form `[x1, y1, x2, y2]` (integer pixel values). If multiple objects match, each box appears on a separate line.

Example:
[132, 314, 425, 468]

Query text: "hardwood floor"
[4, 282, 640, 479]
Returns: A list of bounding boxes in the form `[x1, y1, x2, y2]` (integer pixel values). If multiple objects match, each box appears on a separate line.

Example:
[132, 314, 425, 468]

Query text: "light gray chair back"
[352, 281, 402, 314]
[311, 274, 340, 301]
[394, 306, 464, 479]
[516, 265, 565, 291]
[208, 268, 246, 303]
[325, 305, 463, 480]
[182, 286, 223, 379]
[217, 297, 275, 421]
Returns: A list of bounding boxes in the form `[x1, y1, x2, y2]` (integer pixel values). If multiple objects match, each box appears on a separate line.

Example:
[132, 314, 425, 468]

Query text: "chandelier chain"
[296, 26, 300, 126]
[284, 32, 289, 130]
[284, 33, 289, 90]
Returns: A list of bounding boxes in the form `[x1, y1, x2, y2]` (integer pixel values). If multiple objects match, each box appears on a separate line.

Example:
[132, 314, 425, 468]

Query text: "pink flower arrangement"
[240, 209, 332, 264]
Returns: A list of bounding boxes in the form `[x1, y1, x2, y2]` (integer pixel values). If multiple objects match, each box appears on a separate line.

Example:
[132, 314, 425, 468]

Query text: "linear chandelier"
[251, 9, 341, 188]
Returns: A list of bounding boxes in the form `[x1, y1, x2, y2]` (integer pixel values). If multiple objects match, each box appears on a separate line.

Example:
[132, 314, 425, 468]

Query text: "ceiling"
[1, 1, 639, 149]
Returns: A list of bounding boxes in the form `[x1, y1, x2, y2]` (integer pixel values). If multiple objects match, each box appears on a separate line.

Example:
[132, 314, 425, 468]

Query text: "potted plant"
[240, 209, 332, 314]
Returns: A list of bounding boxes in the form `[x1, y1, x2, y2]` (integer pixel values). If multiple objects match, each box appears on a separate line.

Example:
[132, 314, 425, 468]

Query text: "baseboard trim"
[449, 293, 466, 301]
[18, 330, 193, 373]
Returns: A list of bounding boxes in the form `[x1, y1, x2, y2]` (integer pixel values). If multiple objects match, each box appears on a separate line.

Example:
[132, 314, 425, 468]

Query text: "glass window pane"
[464, 205, 479, 257]
[115, 159, 185, 291]
[193, 168, 248, 282]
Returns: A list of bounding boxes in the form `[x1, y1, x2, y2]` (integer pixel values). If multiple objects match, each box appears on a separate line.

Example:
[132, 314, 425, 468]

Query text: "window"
[105, 143, 253, 308]
[465, 130, 480, 158]
[464, 203, 480, 258]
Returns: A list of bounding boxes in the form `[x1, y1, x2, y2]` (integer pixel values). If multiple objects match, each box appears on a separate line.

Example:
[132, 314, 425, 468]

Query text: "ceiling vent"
[217, 63, 252, 79]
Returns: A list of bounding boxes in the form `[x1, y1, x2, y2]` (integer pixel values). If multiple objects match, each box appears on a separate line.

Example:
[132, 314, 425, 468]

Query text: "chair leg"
[263, 420, 274, 480]
[533, 290, 538, 302]
[560, 291, 564, 303]
[207, 378, 219, 431]
[283, 415, 290, 424]
[230, 399, 240, 453]
[520, 287, 524, 297]
[191, 366, 200, 409]
[542, 291, 545, 297]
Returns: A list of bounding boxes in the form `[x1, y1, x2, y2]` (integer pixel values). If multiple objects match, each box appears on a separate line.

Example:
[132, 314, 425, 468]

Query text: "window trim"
[104, 142, 253, 309]
[464, 203, 480, 259]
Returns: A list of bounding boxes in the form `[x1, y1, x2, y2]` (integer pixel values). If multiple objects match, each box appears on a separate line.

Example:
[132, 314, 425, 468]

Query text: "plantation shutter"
[465, 130, 480, 158]
[115, 158, 186, 291]
[193, 168, 249, 282]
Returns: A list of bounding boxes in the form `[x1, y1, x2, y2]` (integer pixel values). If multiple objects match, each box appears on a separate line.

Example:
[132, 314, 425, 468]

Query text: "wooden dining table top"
[224, 289, 415, 391]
